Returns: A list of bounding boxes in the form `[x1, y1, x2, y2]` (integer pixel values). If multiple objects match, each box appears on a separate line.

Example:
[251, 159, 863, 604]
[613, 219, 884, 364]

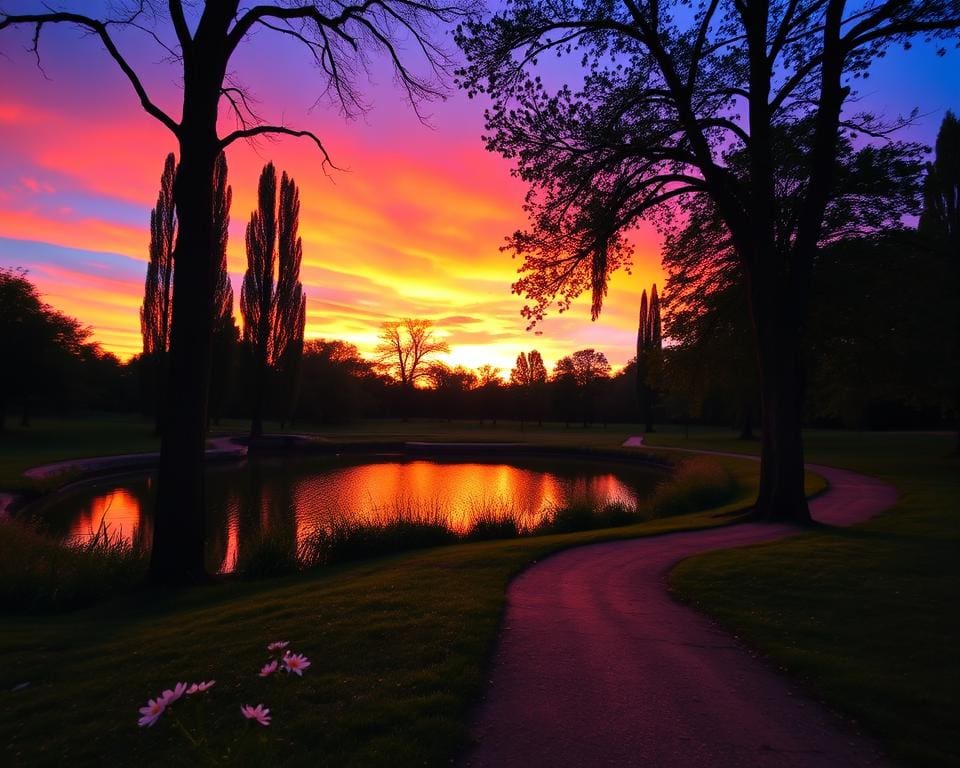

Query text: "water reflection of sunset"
[42, 457, 658, 573]
[67, 488, 142, 544]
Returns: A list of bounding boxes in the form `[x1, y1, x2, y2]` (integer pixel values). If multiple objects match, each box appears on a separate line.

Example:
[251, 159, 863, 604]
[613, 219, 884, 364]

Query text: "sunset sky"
[0, 3, 956, 375]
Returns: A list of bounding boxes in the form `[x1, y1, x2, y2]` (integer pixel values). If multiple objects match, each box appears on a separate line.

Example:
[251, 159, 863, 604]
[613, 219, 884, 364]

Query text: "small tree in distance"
[511, 349, 547, 427]
[376, 319, 449, 418]
[636, 284, 662, 433]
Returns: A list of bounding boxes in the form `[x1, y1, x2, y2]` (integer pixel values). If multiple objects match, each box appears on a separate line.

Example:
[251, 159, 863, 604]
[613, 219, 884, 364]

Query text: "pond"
[37, 453, 662, 573]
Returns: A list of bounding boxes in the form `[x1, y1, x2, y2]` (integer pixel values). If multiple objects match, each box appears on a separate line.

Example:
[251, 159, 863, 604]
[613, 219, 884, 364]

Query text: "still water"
[39, 454, 661, 573]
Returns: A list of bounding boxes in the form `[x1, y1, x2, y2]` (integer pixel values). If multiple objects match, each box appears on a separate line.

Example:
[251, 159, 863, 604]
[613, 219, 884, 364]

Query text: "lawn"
[663, 430, 959, 768]
[1, 418, 953, 766]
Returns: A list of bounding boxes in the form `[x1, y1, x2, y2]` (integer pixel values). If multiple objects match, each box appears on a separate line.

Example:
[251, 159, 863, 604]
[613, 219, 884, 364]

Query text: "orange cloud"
[0, 44, 665, 373]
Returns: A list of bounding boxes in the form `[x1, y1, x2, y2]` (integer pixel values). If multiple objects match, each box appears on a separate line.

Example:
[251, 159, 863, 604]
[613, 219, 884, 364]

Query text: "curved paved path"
[460, 460, 897, 768]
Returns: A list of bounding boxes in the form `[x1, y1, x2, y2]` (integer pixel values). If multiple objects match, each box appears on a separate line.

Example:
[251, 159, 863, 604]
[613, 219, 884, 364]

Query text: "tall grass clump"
[297, 501, 458, 568]
[464, 498, 525, 540]
[233, 526, 301, 578]
[643, 457, 738, 518]
[0, 516, 147, 612]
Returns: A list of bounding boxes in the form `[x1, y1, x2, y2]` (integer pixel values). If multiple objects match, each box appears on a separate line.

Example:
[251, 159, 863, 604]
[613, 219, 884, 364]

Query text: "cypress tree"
[636, 283, 662, 432]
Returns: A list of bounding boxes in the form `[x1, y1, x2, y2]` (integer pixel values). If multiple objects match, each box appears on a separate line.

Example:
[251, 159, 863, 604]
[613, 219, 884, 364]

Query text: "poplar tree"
[141, 154, 176, 360]
[210, 153, 239, 426]
[141, 152, 235, 433]
[241, 163, 307, 437]
[140, 153, 176, 434]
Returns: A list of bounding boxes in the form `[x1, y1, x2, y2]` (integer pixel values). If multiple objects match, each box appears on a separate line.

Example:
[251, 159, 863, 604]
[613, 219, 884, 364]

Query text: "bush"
[644, 457, 738, 518]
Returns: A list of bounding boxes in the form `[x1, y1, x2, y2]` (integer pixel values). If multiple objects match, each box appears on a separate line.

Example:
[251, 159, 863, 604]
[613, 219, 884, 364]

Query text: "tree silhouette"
[139, 154, 176, 434]
[553, 349, 611, 427]
[428, 362, 477, 421]
[920, 111, 960, 252]
[376, 319, 450, 394]
[0, 269, 90, 430]
[209, 153, 238, 428]
[636, 284, 662, 432]
[2, 0, 473, 583]
[141, 154, 176, 360]
[140, 152, 234, 434]
[297, 340, 377, 424]
[511, 349, 548, 427]
[457, 0, 958, 521]
[241, 163, 307, 438]
[919, 111, 960, 447]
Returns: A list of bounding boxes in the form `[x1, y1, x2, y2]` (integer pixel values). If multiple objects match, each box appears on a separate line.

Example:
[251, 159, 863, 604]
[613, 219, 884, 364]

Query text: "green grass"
[0, 415, 159, 493]
[666, 430, 959, 768]
[6, 416, 945, 766]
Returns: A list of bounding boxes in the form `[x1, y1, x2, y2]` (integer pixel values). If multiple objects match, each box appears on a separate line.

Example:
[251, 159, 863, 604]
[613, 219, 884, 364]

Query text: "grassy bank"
[1, 448, 762, 767]
[665, 431, 959, 768]
[6, 417, 941, 766]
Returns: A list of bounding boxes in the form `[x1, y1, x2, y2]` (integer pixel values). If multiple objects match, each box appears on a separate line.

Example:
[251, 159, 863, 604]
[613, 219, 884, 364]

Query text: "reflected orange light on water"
[67, 488, 142, 544]
[46, 459, 651, 573]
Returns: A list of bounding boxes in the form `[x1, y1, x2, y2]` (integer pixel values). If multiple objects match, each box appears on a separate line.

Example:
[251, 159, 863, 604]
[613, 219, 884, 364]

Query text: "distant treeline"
[0, 273, 953, 432]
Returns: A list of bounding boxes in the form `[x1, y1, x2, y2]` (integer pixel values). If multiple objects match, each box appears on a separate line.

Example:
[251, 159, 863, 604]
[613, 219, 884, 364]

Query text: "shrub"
[644, 457, 738, 518]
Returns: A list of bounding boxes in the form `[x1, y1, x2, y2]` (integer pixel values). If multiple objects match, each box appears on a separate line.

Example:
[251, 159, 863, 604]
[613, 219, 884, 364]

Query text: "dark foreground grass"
[0, 455, 761, 767]
[666, 431, 959, 768]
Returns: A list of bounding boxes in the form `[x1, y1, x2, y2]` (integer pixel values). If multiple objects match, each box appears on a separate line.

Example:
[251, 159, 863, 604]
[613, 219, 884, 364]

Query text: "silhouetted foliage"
[457, 0, 960, 521]
[139, 151, 235, 433]
[552, 349, 611, 427]
[0, 269, 96, 428]
[295, 340, 381, 423]
[241, 163, 307, 437]
[140, 153, 176, 360]
[138, 153, 176, 433]
[375, 319, 450, 418]
[662, 131, 925, 434]
[209, 153, 239, 428]
[920, 111, 960, 253]
[511, 349, 547, 426]
[427, 362, 478, 421]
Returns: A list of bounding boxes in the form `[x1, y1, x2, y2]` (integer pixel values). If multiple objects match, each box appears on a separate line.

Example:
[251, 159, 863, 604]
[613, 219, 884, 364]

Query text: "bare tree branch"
[0, 10, 180, 135]
[219, 124, 338, 167]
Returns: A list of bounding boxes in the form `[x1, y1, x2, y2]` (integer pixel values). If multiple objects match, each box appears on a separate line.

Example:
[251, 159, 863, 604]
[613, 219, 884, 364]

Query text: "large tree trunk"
[250, 362, 267, 437]
[149, 140, 217, 585]
[146, 3, 238, 586]
[752, 288, 811, 523]
[148, 55, 227, 584]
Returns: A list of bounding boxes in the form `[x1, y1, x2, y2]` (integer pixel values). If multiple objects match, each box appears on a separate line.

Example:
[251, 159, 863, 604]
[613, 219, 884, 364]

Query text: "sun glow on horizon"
[0, 18, 955, 371]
